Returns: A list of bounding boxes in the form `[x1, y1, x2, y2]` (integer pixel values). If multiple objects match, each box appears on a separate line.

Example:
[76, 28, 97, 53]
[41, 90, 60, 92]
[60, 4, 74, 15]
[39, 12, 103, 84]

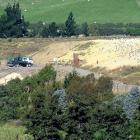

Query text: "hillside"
[1, 37, 140, 85]
[0, 0, 140, 24]
[1, 37, 140, 70]
[60, 38, 140, 70]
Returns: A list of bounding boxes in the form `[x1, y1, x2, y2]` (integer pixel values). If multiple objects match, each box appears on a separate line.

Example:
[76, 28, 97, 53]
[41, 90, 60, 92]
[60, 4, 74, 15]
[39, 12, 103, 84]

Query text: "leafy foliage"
[0, 79, 22, 121]
[91, 102, 131, 140]
[1, 65, 140, 139]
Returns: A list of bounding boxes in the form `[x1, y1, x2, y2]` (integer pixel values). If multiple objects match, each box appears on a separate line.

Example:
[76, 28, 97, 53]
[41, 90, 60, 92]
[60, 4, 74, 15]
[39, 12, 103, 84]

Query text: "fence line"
[112, 80, 140, 93]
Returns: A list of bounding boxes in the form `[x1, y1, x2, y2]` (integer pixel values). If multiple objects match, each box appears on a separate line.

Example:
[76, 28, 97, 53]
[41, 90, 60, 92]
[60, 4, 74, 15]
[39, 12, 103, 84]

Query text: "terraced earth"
[1, 37, 140, 88]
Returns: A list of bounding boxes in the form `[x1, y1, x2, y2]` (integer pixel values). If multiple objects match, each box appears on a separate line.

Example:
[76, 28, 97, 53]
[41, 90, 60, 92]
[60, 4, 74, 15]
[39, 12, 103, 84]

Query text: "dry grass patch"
[60, 38, 140, 70]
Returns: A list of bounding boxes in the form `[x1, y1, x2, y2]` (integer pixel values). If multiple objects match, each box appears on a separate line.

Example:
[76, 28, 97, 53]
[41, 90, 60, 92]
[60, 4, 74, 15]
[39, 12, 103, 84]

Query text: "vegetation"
[109, 66, 140, 85]
[65, 12, 76, 37]
[1, 1, 140, 139]
[1, 3, 140, 37]
[0, 124, 26, 140]
[0, 3, 28, 37]
[0, 65, 140, 139]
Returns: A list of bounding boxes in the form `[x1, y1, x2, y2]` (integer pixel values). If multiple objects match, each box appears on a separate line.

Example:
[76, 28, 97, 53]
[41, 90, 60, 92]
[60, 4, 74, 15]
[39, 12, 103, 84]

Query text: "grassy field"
[0, 124, 27, 140]
[0, 0, 140, 24]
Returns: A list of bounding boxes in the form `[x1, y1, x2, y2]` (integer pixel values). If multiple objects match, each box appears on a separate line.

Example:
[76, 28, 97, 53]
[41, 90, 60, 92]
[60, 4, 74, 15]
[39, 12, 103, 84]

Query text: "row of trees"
[0, 3, 89, 38]
[28, 12, 89, 37]
[91, 23, 140, 36]
[0, 65, 140, 139]
[0, 3, 140, 38]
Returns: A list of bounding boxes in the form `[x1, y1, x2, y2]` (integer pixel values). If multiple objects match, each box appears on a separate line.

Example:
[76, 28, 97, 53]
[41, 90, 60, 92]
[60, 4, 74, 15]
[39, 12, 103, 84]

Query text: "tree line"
[0, 65, 140, 139]
[0, 3, 140, 38]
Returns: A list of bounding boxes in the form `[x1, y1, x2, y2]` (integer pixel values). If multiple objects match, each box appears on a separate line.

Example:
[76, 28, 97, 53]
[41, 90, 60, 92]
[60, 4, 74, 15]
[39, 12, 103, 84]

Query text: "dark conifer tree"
[0, 2, 28, 37]
[82, 22, 89, 36]
[65, 12, 76, 36]
[48, 22, 58, 37]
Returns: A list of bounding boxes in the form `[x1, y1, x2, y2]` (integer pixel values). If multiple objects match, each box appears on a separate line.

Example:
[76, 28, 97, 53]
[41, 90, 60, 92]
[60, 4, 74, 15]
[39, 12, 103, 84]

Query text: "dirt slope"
[32, 40, 89, 66]
[60, 38, 140, 70]
[1, 37, 140, 87]
[1, 37, 140, 70]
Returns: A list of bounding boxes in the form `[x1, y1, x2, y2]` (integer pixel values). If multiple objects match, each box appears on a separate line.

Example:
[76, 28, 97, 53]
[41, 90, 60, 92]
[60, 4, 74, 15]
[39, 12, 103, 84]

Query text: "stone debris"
[0, 72, 23, 85]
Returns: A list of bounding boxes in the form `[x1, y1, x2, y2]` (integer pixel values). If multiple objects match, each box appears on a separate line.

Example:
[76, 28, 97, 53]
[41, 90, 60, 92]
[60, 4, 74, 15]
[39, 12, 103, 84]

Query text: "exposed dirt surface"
[1, 37, 140, 93]
[32, 40, 89, 65]
[60, 38, 140, 70]
[1, 37, 140, 70]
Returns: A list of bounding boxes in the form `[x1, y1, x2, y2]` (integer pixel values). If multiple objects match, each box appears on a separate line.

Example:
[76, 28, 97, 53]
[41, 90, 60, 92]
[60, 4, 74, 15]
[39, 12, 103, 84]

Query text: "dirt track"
[1, 37, 140, 93]
[0, 64, 93, 83]
[1, 37, 140, 70]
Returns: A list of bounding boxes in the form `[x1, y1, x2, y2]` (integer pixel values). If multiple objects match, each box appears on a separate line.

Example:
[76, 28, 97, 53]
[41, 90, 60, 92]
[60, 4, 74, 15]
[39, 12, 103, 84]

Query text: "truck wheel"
[28, 63, 32, 67]
[15, 64, 19, 67]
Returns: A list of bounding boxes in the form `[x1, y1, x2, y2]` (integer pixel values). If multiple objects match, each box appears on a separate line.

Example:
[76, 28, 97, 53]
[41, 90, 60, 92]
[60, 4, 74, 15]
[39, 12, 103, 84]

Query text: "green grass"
[125, 72, 140, 78]
[0, 123, 33, 140]
[76, 42, 93, 50]
[0, 0, 140, 24]
[0, 124, 25, 140]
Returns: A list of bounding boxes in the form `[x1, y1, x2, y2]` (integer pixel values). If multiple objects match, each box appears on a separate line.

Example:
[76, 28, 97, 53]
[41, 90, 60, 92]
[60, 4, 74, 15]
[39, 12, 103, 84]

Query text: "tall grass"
[0, 124, 32, 140]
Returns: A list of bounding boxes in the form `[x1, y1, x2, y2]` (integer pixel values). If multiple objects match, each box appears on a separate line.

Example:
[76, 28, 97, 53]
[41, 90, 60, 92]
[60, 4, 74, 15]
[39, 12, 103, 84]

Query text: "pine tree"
[5, 3, 21, 22]
[92, 102, 131, 139]
[25, 90, 66, 140]
[25, 92, 48, 140]
[82, 22, 89, 36]
[64, 71, 78, 88]
[42, 26, 49, 37]
[48, 22, 58, 37]
[65, 12, 76, 37]
[63, 95, 92, 140]
[0, 2, 28, 37]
